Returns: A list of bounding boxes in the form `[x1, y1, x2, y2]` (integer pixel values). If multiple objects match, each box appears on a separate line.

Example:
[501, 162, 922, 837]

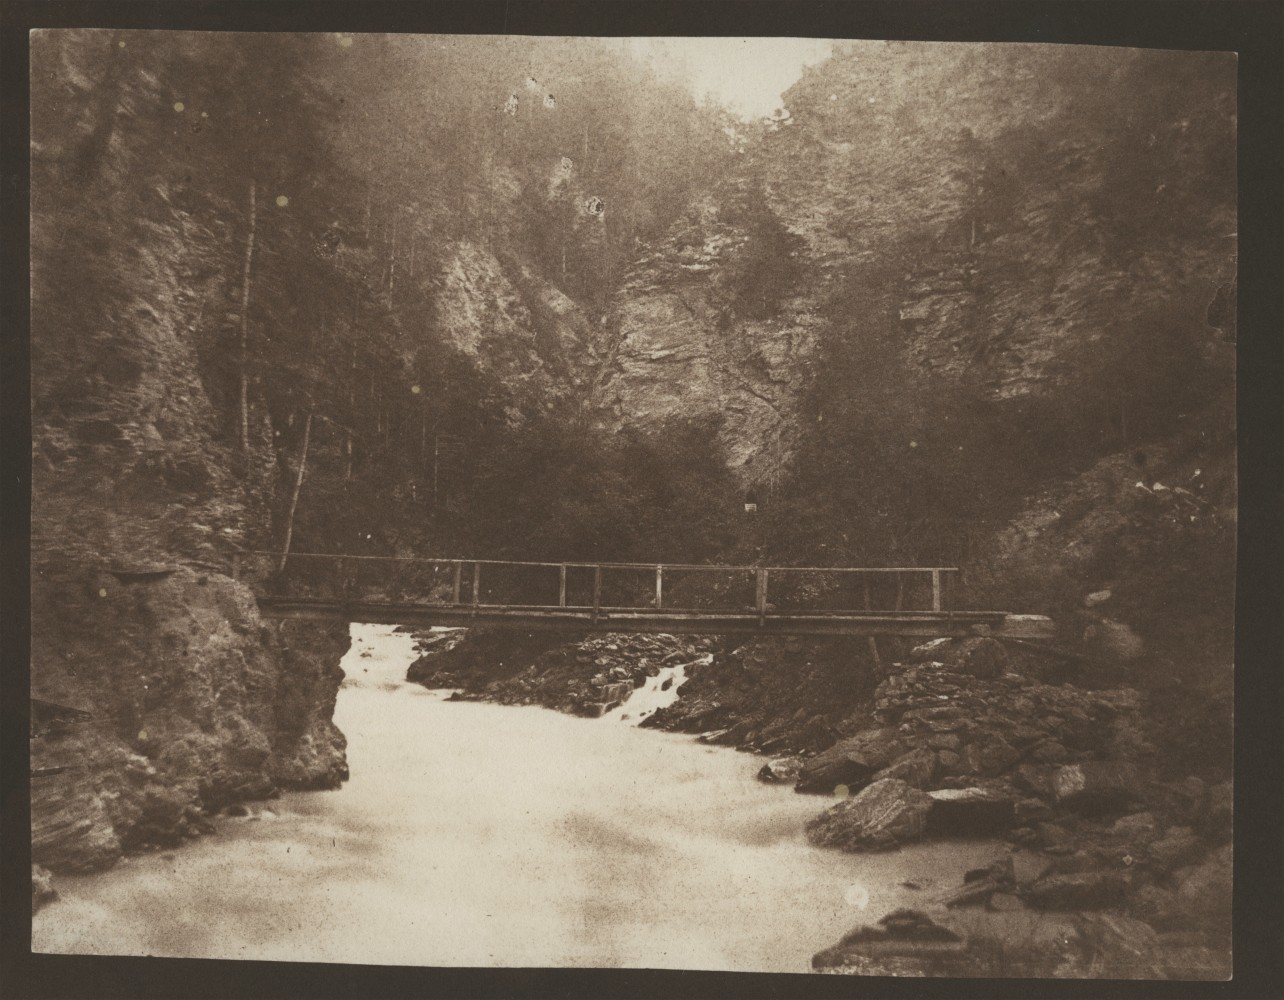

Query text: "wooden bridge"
[237, 552, 1055, 639]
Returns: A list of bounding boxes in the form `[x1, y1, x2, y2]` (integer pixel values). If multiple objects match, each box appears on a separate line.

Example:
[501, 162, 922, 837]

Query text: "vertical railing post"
[931, 569, 942, 612]
[756, 568, 768, 623]
[472, 562, 481, 607]
[655, 565, 663, 610]
[452, 562, 462, 605]
[559, 564, 567, 608]
[592, 565, 602, 621]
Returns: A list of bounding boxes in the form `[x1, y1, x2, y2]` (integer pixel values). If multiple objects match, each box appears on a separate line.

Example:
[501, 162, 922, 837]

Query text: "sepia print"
[30, 31, 1236, 979]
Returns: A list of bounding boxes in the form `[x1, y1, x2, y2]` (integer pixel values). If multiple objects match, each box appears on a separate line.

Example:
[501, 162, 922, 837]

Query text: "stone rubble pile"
[407, 629, 714, 717]
[802, 635, 1233, 979]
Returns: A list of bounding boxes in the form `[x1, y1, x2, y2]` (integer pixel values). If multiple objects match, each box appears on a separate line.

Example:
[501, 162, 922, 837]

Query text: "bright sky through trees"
[625, 37, 834, 119]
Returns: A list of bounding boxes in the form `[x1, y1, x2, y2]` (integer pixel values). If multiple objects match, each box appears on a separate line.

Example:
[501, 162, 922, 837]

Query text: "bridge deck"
[256, 597, 1055, 639]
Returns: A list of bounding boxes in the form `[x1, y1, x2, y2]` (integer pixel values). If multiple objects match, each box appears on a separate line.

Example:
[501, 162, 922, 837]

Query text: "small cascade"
[602, 653, 710, 725]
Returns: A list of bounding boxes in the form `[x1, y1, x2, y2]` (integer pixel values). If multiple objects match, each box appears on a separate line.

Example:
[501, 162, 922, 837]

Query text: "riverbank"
[407, 626, 1233, 979]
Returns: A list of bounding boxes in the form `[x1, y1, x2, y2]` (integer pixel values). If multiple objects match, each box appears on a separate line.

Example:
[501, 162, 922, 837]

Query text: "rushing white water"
[32, 624, 1001, 972]
[601, 653, 708, 724]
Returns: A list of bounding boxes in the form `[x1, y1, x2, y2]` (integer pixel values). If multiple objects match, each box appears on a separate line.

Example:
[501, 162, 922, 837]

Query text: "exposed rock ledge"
[31, 564, 349, 875]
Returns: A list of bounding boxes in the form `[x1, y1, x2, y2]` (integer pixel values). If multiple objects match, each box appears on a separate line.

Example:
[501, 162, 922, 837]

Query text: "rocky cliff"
[30, 30, 353, 874]
[592, 41, 1235, 490]
[31, 566, 348, 872]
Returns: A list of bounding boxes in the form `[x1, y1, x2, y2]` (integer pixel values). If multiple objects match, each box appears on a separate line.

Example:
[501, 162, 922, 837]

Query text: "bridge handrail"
[236, 550, 959, 574]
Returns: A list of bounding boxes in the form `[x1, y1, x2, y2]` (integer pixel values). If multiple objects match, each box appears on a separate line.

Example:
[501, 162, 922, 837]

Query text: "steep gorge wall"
[592, 43, 1235, 485]
[30, 36, 352, 872]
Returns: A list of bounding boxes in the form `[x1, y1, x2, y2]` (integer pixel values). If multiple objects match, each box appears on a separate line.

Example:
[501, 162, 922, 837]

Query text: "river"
[32, 624, 999, 972]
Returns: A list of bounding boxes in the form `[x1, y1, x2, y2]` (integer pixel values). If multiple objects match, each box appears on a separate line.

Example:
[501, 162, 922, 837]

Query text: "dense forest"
[31, 32, 743, 572]
[31, 31, 1236, 781]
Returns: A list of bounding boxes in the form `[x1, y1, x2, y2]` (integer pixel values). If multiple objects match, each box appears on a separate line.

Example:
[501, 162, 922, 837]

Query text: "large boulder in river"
[805, 778, 934, 852]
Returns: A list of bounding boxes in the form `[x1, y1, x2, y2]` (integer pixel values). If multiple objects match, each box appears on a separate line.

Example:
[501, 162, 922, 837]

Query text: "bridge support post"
[931, 569, 942, 612]
[592, 566, 602, 621]
[472, 562, 481, 608]
[452, 563, 462, 605]
[559, 565, 567, 608]
[756, 569, 768, 624]
[655, 566, 663, 610]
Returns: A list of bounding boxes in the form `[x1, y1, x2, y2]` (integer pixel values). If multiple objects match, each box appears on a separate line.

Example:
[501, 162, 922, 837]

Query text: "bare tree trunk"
[237, 179, 258, 454]
[279, 406, 314, 572]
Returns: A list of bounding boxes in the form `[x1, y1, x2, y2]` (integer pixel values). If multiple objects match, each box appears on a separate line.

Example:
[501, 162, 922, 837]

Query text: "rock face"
[645, 636, 881, 757]
[592, 189, 820, 479]
[805, 779, 934, 852]
[432, 240, 595, 414]
[592, 42, 1234, 492]
[30, 564, 349, 873]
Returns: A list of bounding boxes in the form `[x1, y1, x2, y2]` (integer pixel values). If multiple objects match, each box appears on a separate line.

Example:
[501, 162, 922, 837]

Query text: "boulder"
[1036, 821, 1076, 851]
[873, 747, 938, 789]
[943, 857, 1015, 908]
[757, 756, 804, 784]
[1073, 913, 1164, 977]
[963, 736, 1021, 776]
[812, 909, 963, 969]
[953, 637, 1009, 679]
[1155, 776, 1208, 827]
[805, 779, 934, 852]
[1030, 739, 1070, 764]
[1148, 826, 1201, 871]
[1175, 845, 1232, 920]
[1015, 797, 1054, 825]
[1109, 811, 1158, 843]
[1013, 763, 1055, 796]
[794, 728, 906, 795]
[1024, 871, 1128, 910]
[1051, 761, 1145, 815]
[1130, 884, 1188, 930]
[927, 787, 1016, 837]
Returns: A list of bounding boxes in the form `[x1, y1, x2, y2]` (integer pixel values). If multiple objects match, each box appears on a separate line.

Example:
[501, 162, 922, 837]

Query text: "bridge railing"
[232, 551, 959, 614]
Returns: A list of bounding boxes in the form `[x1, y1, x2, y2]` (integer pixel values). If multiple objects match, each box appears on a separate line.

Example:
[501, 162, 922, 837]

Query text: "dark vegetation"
[31, 31, 739, 575]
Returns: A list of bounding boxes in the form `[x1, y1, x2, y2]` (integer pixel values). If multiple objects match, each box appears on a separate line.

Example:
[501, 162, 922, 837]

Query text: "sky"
[624, 37, 834, 119]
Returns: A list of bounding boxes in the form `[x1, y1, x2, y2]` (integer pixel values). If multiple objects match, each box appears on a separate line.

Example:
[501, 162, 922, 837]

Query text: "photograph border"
[3, 3, 1280, 998]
